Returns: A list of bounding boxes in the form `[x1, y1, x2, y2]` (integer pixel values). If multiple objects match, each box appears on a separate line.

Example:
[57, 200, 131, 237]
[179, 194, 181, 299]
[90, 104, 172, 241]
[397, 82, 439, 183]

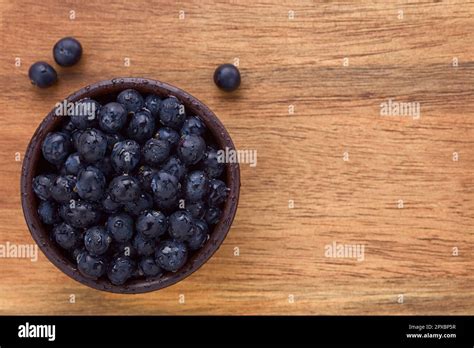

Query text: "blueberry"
[155, 127, 180, 147]
[155, 240, 188, 272]
[126, 109, 155, 143]
[53, 222, 80, 249]
[137, 165, 157, 192]
[161, 156, 187, 181]
[64, 152, 84, 175]
[145, 94, 162, 117]
[159, 97, 186, 129]
[42, 132, 71, 165]
[84, 226, 111, 256]
[75, 166, 106, 201]
[185, 201, 206, 219]
[32, 174, 57, 200]
[37, 200, 60, 225]
[205, 206, 221, 225]
[108, 175, 141, 203]
[151, 170, 180, 201]
[53, 37, 82, 67]
[101, 192, 122, 214]
[71, 130, 83, 150]
[77, 251, 106, 279]
[187, 219, 209, 250]
[123, 192, 153, 216]
[117, 89, 144, 113]
[136, 210, 168, 240]
[98, 102, 127, 134]
[111, 140, 141, 173]
[60, 199, 101, 228]
[28, 61, 57, 88]
[214, 64, 241, 92]
[180, 116, 206, 136]
[139, 257, 163, 277]
[70, 99, 100, 130]
[105, 133, 123, 152]
[77, 128, 107, 163]
[93, 156, 113, 179]
[107, 213, 134, 243]
[177, 134, 206, 165]
[133, 234, 156, 256]
[62, 120, 76, 133]
[185, 170, 208, 202]
[168, 210, 195, 241]
[142, 138, 170, 166]
[208, 179, 229, 206]
[107, 256, 136, 285]
[201, 147, 224, 178]
[50, 175, 77, 203]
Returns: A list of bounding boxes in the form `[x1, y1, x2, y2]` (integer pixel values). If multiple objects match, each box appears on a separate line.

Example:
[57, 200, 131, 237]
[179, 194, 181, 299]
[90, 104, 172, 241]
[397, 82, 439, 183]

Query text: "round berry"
[107, 213, 134, 243]
[77, 128, 108, 163]
[155, 240, 188, 272]
[84, 226, 111, 256]
[75, 166, 106, 202]
[133, 234, 155, 257]
[201, 147, 224, 178]
[38, 200, 60, 225]
[177, 134, 206, 165]
[117, 89, 144, 113]
[127, 109, 155, 143]
[32, 174, 57, 201]
[137, 165, 157, 192]
[214, 64, 241, 92]
[136, 210, 168, 240]
[187, 219, 209, 250]
[77, 251, 106, 279]
[139, 257, 163, 277]
[60, 200, 101, 229]
[180, 116, 206, 136]
[50, 175, 77, 203]
[159, 97, 186, 129]
[145, 94, 162, 117]
[208, 179, 229, 206]
[185, 201, 206, 219]
[168, 210, 195, 241]
[205, 206, 221, 225]
[108, 175, 141, 203]
[123, 192, 153, 216]
[64, 152, 84, 175]
[151, 170, 180, 201]
[53, 222, 80, 250]
[108, 257, 135, 285]
[70, 99, 100, 130]
[161, 156, 187, 181]
[111, 140, 141, 173]
[101, 193, 122, 214]
[42, 132, 71, 165]
[98, 102, 127, 134]
[142, 138, 170, 166]
[28, 61, 57, 88]
[155, 127, 180, 147]
[184, 170, 208, 202]
[53, 37, 82, 67]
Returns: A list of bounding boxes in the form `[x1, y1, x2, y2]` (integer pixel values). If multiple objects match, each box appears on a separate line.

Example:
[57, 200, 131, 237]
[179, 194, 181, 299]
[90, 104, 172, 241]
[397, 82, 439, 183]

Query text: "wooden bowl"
[20, 77, 240, 294]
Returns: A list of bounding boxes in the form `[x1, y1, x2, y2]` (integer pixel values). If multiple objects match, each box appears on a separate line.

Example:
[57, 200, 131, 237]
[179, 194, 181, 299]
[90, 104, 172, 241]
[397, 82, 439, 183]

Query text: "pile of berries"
[32, 89, 229, 285]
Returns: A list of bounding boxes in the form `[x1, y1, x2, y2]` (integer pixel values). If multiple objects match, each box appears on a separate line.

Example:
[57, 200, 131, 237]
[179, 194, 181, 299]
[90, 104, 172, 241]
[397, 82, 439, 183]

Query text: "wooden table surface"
[0, 0, 473, 315]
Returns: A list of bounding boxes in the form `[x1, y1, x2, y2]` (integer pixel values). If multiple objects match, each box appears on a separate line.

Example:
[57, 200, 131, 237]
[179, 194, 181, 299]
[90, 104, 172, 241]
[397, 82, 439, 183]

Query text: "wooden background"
[0, 0, 473, 315]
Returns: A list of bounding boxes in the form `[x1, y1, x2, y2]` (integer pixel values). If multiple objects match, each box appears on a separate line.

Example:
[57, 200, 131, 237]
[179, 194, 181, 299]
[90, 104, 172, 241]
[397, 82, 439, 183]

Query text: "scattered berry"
[53, 37, 82, 67]
[29, 61, 57, 88]
[214, 64, 241, 92]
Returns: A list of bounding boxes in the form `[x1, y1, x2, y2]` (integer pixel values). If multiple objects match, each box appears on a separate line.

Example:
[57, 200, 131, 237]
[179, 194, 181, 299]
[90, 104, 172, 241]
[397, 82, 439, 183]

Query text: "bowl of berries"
[21, 77, 240, 293]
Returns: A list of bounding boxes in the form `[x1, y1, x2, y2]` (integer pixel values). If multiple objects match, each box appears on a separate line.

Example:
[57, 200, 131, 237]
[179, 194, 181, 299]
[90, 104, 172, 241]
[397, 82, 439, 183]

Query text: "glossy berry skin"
[53, 222, 80, 250]
[93, 156, 113, 179]
[123, 192, 153, 216]
[64, 153, 84, 175]
[137, 166, 157, 192]
[70, 99, 100, 130]
[60, 200, 101, 229]
[156, 127, 180, 147]
[185, 201, 206, 219]
[107, 257, 136, 285]
[133, 234, 155, 256]
[155, 240, 188, 272]
[159, 97, 186, 129]
[28, 61, 57, 88]
[187, 219, 209, 250]
[50, 175, 77, 203]
[208, 179, 228, 206]
[127, 109, 155, 143]
[42, 132, 71, 165]
[151, 170, 180, 201]
[98, 102, 127, 134]
[108, 175, 141, 203]
[117, 89, 144, 113]
[110, 140, 141, 173]
[71, 130, 83, 150]
[101, 193, 122, 214]
[168, 210, 195, 241]
[201, 147, 224, 179]
[136, 210, 168, 240]
[184, 170, 208, 202]
[139, 257, 162, 277]
[213, 64, 241, 92]
[107, 213, 134, 243]
[145, 94, 162, 117]
[180, 116, 206, 136]
[205, 206, 221, 225]
[77, 251, 106, 279]
[37, 200, 60, 225]
[75, 166, 106, 201]
[161, 156, 187, 181]
[32, 174, 57, 201]
[77, 128, 108, 163]
[142, 138, 170, 166]
[177, 134, 206, 165]
[53, 37, 82, 67]
[84, 226, 112, 256]
[105, 133, 123, 152]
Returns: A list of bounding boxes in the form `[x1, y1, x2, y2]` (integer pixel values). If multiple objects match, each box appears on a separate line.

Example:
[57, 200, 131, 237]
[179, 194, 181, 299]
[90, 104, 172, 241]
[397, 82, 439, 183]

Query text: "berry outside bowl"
[20, 77, 240, 294]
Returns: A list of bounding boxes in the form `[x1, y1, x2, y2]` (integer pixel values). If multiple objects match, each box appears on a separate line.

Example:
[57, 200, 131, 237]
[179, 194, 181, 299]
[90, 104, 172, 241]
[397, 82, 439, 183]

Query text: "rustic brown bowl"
[21, 77, 240, 294]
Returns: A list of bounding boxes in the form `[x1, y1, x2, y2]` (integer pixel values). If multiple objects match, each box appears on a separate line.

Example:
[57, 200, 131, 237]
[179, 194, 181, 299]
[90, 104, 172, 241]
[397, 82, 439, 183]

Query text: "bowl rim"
[21, 77, 240, 294]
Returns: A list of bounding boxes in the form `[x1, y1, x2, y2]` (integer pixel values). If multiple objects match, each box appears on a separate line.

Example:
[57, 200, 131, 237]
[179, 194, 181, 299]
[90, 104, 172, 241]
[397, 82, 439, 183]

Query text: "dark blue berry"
[151, 170, 180, 201]
[159, 97, 186, 129]
[187, 219, 209, 250]
[105, 133, 123, 152]
[142, 138, 170, 166]
[155, 240, 188, 272]
[77, 128, 107, 163]
[161, 156, 187, 181]
[28, 61, 57, 88]
[123, 192, 153, 216]
[75, 166, 106, 201]
[108, 256, 135, 285]
[208, 179, 228, 206]
[154, 195, 179, 213]
[64, 152, 84, 175]
[126, 109, 155, 143]
[137, 165, 157, 192]
[180, 116, 206, 136]
[77, 251, 106, 279]
[42, 132, 71, 165]
[70, 99, 100, 130]
[111, 140, 141, 173]
[145, 94, 162, 117]
[60, 199, 101, 228]
[62, 120, 76, 132]
[33, 174, 57, 200]
[201, 147, 224, 178]
[50, 175, 77, 203]
[93, 156, 113, 179]
[101, 192, 122, 214]
[133, 234, 155, 256]
[139, 257, 162, 277]
[185, 170, 208, 202]
[108, 175, 141, 203]
[98, 102, 127, 134]
[53, 37, 82, 67]
[84, 226, 111, 256]
[214, 64, 241, 92]
[205, 206, 221, 225]
[71, 130, 83, 150]
[156, 127, 180, 147]
[177, 134, 206, 165]
[117, 89, 144, 113]
[185, 201, 206, 219]
[136, 210, 168, 240]
[38, 200, 60, 225]
[107, 213, 134, 243]
[168, 210, 195, 241]
[53, 222, 80, 250]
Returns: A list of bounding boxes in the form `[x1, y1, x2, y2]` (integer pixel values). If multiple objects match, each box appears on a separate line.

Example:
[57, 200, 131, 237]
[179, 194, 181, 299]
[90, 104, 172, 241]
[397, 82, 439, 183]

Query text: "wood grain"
[0, 0, 473, 315]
